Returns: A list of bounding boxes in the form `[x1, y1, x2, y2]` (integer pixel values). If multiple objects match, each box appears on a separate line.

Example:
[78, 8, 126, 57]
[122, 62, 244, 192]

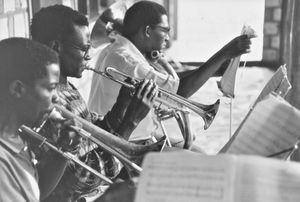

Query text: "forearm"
[177, 51, 228, 98]
[116, 117, 139, 140]
[38, 151, 68, 199]
[93, 113, 137, 140]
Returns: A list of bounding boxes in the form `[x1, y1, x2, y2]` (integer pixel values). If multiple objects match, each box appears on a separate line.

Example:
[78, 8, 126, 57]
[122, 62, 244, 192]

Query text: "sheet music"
[226, 94, 300, 159]
[135, 152, 300, 202]
[135, 152, 235, 202]
[220, 65, 292, 153]
[220, 66, 292, 153]
[236, 156, 300, 202]
[217, 25, 257, 98]
[253, 65, 291, 105]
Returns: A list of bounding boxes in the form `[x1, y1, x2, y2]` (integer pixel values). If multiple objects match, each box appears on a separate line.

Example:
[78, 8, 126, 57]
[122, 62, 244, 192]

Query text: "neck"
[128, 35, 146, 56]
[59, 74, 68, 85]
[0, 107, 21, 137]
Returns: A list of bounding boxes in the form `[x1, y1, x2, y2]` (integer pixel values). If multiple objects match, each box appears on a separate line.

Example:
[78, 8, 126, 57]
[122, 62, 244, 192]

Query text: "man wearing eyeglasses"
[88, 1, 254, 145]
[30, 4, 159, 202]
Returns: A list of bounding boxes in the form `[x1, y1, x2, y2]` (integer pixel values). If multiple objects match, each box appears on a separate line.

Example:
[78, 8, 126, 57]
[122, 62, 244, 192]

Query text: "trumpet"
[85, 67, 220, 129]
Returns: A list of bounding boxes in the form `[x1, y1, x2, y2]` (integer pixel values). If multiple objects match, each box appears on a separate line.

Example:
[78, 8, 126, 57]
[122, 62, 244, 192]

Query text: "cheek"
[32, 91, 52, 112]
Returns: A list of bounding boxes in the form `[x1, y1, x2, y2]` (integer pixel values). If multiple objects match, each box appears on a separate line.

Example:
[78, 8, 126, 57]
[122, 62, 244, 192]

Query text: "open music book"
[220, 93, 300, 159]
[220, 66, 292, 154]
[217, 25, 257, 98]
[135, 152, 300, 202]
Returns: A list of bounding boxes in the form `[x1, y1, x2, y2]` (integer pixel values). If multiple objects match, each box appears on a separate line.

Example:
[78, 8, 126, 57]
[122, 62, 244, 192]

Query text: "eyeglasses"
[65, 42, 91, 59]
[150, 25, 171, 34]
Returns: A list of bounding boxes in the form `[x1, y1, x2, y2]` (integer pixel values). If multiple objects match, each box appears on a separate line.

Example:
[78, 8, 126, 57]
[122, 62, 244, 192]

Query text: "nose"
[52, 89, 59, 104]
[165, 33, 170, 42]
[84, 48, 92, 61]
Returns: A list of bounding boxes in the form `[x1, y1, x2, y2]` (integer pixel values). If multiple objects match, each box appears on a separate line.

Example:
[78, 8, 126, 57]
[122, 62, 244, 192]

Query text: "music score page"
[135, 152, 300, 202]
[135, 152, 235, 202]
[226, 94, 300, 159]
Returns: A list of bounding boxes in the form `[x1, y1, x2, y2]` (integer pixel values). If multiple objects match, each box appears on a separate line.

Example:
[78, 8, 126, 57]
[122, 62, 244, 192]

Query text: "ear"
[9, 80, 26, 99]
[145, 26, 151, 38]
[49, 40, 62, 53]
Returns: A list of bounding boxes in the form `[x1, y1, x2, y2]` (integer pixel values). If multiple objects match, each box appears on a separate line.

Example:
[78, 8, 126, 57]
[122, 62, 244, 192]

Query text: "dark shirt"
[42, 82, 119, 202]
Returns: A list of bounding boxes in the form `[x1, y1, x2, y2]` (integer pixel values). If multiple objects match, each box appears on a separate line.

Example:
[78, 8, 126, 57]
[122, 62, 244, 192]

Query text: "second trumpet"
[85, 67, 219, 129]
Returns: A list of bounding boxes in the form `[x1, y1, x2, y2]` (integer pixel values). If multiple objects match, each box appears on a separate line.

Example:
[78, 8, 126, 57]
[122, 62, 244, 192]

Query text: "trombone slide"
[19, 125, 114, 184]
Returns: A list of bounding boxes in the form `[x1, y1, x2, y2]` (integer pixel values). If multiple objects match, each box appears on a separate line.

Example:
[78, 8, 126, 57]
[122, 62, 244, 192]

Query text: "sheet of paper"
[135, 152, 300, 202]
[253, 65, 291, 105]
[226, 94, 300, 159]
[217, 25, 257, 98]
[220, 66, 292, 153]
[235, 155, 300, 202]
[135, 152, 235, 202]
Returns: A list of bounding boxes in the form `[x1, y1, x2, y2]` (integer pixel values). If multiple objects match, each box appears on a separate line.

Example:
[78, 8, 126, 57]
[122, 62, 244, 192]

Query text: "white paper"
[217, 25, 257, 98]
[135, 152, 300, 202]
[226, 94, 300, 159]
[254, 65, 291, 105]
[135, 152, 235, 202]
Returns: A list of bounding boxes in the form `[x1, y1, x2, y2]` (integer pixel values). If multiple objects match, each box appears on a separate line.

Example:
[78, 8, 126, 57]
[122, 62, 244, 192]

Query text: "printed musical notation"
[220, 65, 292, 153]
[224, 94, 300, 159]
[135, 152, 234, 202]
[217, 25, 257, 98]
[135, 152, 300, 202]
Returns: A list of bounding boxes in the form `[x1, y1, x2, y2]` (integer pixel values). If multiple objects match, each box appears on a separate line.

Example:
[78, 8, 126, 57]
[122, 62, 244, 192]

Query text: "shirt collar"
[0, 132, 27, 154]
[114, 34, 148, 63]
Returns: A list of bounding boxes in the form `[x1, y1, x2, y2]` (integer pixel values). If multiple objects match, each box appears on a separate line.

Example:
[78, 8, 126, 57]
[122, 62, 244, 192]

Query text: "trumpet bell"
[193, 99, 220, 130]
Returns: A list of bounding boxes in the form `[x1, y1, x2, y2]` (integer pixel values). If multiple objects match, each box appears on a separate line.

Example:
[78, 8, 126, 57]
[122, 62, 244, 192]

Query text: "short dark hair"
[123, 1, 167, 39]
[31, 4, 89, 45]
[0, 37, 59, 96]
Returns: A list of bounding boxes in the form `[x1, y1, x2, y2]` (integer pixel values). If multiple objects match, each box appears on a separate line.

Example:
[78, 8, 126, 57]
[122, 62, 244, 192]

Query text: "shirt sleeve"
[117, 52, 180, 93]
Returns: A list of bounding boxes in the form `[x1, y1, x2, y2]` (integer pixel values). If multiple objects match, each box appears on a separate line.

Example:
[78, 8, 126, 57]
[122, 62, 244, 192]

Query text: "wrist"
[116, 120, 138, 140]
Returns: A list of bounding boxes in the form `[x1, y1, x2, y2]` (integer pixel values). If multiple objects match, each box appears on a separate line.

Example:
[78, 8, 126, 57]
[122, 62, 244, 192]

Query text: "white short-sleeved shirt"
[88, 35, 179, 140]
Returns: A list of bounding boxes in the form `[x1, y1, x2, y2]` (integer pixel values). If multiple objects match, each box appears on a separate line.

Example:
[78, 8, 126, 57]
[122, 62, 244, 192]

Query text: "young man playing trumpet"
[0, 37, 69, 201]
[88, 1, 254, 145]
[31, 4, 159, 202]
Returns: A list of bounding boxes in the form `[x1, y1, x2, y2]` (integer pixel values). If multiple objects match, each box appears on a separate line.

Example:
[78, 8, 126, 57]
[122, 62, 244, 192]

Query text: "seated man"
[30, 4, 159, 202]
[0, 37, 66, 202]
[88, 1, 254, 143]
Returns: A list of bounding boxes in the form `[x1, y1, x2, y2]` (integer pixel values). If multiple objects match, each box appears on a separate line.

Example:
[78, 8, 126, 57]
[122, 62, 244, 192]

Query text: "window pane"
[167, 0, 264, 62]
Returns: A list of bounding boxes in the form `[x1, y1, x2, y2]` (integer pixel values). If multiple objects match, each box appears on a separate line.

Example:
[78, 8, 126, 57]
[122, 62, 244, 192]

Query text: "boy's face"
[21, 63, 60, 127]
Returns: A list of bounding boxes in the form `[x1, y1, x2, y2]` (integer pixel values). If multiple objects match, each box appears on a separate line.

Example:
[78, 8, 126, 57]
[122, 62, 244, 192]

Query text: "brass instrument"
[20, 105, 166, 182]
[19, 125, 114, 185]
[53, 105, 166, 173]
[85, 67, 220, 130]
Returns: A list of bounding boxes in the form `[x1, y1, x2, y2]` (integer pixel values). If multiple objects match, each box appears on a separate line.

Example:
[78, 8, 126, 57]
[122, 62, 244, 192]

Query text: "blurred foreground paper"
[220, 94, 300, 159]
[217, 25, 257, 98]
[135, 152, 300, 202]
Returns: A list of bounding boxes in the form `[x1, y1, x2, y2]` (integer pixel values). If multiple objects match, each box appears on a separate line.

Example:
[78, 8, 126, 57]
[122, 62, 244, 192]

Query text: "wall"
[263, 0, 283, 64]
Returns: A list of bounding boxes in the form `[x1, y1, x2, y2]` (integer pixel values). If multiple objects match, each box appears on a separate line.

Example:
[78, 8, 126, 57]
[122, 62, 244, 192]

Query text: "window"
[167, 0, 265, 62]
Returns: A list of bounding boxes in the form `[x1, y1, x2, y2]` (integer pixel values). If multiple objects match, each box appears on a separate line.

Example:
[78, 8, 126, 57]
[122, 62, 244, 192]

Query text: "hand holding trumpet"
[104, 78, 158, 140]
